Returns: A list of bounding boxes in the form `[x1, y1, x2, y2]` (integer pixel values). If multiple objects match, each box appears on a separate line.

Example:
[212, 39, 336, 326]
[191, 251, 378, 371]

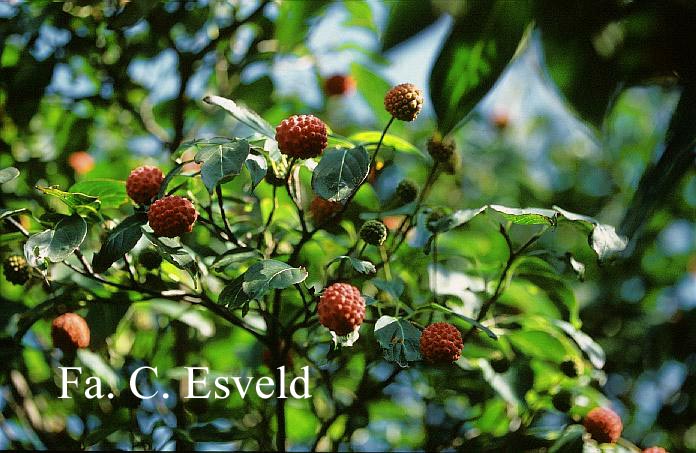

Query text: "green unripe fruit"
[560, 359, 579, 378]
[427, 136, 455, 163]
[3, 255, 29, 285]
[490, 352, 510, 374]
[359, 220, 387, 246]
[552, 390, 573, 412]
[139, 249, 163, 270]
[396, 179, 418, 204]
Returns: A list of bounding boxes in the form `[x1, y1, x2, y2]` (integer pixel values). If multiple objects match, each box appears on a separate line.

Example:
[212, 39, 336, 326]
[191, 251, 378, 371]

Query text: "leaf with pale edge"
[327, 256, 376, 274]
[0, 167, 20, 184]
[374, 315, 421, 367]
[245, 153, 267, 190]
[218, 275, 249, 311]
[37, 186, 101, 216]
[203, 95, 276, 138]
[24, 214, 87, 267]
[143, 230, 199, 283]
[242, 260, 308, 301]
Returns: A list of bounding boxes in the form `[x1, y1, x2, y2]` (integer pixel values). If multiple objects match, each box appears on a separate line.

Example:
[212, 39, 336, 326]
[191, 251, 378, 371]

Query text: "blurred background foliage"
[0, 0, 695, 451]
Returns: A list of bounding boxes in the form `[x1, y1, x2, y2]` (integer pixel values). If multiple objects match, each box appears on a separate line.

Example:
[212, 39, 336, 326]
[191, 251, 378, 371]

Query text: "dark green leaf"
[242, 260, 308, 301]
[430, 3, 532, 134]
[218, 275, 249, 311]
[0, 208, 27, 221]
[311, 146, 370, 202]
[429, 207, 487, 233]
[371, 278, 404, 300]
[245, 153, 267, 190]
[211, 247, 262, 271]
[194, 138, 250, 193]
[374, 315, 421, 367]
[92, 213, 148, 273]
[381, 1, 438, 51]
[143, 231, 199, 283]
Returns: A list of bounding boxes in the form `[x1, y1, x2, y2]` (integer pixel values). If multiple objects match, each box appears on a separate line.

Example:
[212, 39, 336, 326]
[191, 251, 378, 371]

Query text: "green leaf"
[211, 247, 262, 271]
[218, 275, 249, 311]
[274, 0, 330, 52]
[553, 320, 606, 369]
[371, 278, 404, 300]
[23, 214, 87, 267]
[37, 186, 101, 216]
[374, 315, 421, 367]
[69, 179, 129, 210]
[245, 154, 267, 190]
[158, 162, 186, 198]
[143, 231, 199, 283]
[194, 138, 250, 193]
[327, 256, 376, 275]
[351, 63, 393, 125]
[92, 213, 147, 273]
[381, 1, 438, 51]
[490, 205, 557, 225]
[430, 3, 532, 134]
[555, 206, 628, 261]
[508, 330, 566, 362]
[242, 260, 308, 301]
[348, 131, 423, 157]
[0, 167, 20, 184]
[311, 146, 370, 202]
[203, 95, 276, 138]
[343, 0, 375, 32]
[419, 303, 497, 340]
[548, 424, 585, 453]
[516, 257, 580, 327]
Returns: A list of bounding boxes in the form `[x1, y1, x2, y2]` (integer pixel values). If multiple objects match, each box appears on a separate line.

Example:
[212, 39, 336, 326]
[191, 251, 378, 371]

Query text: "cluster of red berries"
[420, 322, 463, 364]
[324, 74, 356, 97]
[275, 115, 328, 159]
[309, 197, 343, 225]
[126, 165, 163, 205]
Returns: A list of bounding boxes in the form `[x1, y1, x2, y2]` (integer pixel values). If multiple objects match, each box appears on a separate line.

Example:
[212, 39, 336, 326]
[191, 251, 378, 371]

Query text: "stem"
[264, 184, 278, 230]
[216, 185, 240, 246]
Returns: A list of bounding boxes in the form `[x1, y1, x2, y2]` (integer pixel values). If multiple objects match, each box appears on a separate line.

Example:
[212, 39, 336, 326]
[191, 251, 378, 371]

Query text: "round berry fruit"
[147, 196, 198, 238]
[126, 166, 164, 205]
[318, 283, 366, 336]
[51, 313, 90, 353]
[584, 407, 622, 444]
[396, 179, 418, 204]
[275, 115, 328, 159]
[360, 220, 387, 246]
[3, 255, 29, 285]
[420, 322, 463, 364]
[384, 83, 424, 121]
[324, 74, 356, 97]
[310, 197, 343, 225]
